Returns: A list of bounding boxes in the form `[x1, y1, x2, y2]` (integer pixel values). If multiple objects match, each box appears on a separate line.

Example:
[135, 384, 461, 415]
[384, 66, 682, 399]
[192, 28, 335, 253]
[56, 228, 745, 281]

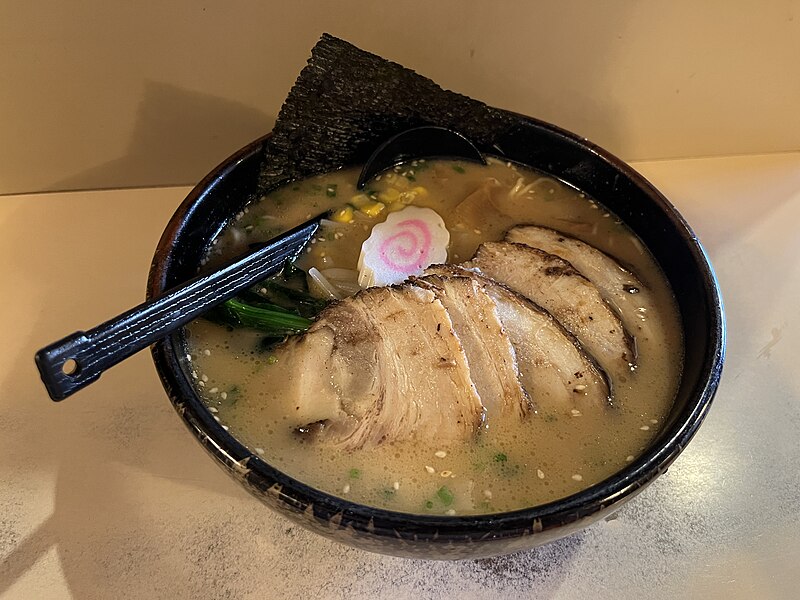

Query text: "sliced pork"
[468, 241, 636, 380]
[506, 225, 657, 343]
[412, 273, 531, 420]
[271, 285, 485, 450]
[426, 265, 611, 410]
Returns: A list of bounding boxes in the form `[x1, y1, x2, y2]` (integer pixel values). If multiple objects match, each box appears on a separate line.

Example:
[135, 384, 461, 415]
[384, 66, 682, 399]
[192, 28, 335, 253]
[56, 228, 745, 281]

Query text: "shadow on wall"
[51, 81, 274, 192]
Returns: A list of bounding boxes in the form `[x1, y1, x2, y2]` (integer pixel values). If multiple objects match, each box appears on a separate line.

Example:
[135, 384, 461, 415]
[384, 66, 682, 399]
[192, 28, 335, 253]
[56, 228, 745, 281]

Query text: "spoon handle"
[35, 218, 321, 401]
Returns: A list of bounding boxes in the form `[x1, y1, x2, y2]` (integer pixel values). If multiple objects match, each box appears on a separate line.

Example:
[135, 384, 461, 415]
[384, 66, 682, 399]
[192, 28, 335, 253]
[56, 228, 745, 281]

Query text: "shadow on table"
[47, 80, 273, 193]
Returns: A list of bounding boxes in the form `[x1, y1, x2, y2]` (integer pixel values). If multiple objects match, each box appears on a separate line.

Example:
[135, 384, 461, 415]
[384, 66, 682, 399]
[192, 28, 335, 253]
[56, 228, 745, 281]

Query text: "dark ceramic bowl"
[147, 115, 725, 560]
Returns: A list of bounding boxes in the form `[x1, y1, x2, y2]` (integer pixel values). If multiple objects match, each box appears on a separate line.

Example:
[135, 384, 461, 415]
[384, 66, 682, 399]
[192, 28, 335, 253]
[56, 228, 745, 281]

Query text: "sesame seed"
[198, 381, 205, 388]
[222, 425, 229, 431]
[440, 470, 453, 478]
[186, 355, 192, 362]
[537, 469, 545, 479]
[203, 349, 211, 356]
[201, 374, 209, 382]
[484, 490, 493, 499]
[640, 425, 650, 431]
[626, 455, 635, 462]
[209, 387, 219, 394]
[574, 384, 586, 391]
[213, 416, 220, 422]
[434, 450, 447, 458]
[650, 418, 658, 424]
[220, 392, 228, 400]
[570, 409, 582, 417]
[393, 481, 400, 490]
[254, 448, 265, 455]
[425, 465, 435, 474]
[208, 406, 218, 414]
[343, 484, 350, 494]
[572, 474, 583, 481]
[446, 509, 456, 516]
[473, 229, 482, 235]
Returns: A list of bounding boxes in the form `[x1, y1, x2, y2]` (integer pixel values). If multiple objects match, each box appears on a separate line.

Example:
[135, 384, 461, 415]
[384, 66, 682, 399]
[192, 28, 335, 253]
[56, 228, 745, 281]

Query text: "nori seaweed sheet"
[258, 33, 522, 193]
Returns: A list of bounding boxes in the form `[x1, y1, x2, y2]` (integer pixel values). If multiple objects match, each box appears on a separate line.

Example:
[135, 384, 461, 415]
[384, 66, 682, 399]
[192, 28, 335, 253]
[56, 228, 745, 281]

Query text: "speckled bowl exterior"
[147, 115, 725, 560]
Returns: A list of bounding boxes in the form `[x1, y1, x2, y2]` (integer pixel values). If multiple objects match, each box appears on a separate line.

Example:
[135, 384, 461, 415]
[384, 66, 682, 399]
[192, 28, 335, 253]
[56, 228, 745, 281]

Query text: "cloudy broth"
[184, 158, 683, 515]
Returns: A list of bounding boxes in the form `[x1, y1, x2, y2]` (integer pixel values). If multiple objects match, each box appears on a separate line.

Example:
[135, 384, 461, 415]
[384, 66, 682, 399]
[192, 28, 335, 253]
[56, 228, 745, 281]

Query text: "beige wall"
[1, 1, 798, 195]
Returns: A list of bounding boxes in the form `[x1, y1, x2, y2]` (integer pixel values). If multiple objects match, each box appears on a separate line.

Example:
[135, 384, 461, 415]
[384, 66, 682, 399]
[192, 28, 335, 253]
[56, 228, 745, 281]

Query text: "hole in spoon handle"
[35, 332, 98, 401]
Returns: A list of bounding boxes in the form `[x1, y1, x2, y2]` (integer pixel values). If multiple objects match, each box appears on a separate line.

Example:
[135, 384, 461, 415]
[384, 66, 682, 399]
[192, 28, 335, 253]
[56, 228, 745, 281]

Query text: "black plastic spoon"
[356, 126, 485, 189]
[35, 216, 322, 401]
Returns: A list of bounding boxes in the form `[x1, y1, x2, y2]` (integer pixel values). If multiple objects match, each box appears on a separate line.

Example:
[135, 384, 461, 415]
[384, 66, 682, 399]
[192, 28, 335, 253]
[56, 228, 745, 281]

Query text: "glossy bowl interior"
[148, 115, 725, 560]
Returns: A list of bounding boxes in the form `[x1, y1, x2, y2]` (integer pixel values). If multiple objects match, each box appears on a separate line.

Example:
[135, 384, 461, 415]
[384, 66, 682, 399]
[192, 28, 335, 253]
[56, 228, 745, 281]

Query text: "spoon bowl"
[356, 126, 485, 189]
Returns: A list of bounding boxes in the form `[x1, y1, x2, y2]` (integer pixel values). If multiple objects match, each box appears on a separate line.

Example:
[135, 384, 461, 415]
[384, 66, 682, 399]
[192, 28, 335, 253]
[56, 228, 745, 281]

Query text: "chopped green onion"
[436, 486, 454, 506]
[452, 165, 466, 174]
[349, 468, 361, 479]
[326, 184, 338, 197]
[494, 453, 508, 463]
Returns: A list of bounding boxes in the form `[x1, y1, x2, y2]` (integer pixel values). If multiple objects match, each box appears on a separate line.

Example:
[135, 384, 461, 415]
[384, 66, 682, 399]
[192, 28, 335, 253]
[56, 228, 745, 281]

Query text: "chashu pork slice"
[467, 242, 636, 382]
[425, 265, 611, 410]
[268, 285, 485, 450]
[506, 225, 657, 344]
[411, 274, 531, 420]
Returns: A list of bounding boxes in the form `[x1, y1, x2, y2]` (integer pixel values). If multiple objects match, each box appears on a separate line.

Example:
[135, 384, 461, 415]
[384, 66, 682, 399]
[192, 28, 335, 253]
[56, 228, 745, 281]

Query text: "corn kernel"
[359, 200, 386, 218]
[392, 176, 411, 191]
[398, 191, 417, 204]
[331, 205, 354, 223]
[411, 186, 428, 198]
[378, 188, 401, 204]
[350, 193, 371, 208]
[386, 201, 407, 212]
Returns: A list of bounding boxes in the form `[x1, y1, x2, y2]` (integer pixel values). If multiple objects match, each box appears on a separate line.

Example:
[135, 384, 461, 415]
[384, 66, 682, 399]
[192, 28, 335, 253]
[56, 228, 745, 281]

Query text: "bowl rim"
[148, 114, 725, 540]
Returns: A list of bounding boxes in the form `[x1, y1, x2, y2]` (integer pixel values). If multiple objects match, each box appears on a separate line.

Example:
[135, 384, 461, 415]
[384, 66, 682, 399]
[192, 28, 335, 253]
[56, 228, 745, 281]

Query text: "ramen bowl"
[147, 115, 724, 560]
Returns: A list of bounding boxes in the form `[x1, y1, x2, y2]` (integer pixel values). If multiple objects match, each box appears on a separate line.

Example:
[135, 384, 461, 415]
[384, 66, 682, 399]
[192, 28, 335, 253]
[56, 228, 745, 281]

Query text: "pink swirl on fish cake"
[378, 219, 433, 273]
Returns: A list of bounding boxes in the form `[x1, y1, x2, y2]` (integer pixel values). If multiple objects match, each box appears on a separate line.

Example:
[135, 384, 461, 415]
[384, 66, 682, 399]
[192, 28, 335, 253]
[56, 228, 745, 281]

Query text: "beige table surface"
[2, 152, 799, 599]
